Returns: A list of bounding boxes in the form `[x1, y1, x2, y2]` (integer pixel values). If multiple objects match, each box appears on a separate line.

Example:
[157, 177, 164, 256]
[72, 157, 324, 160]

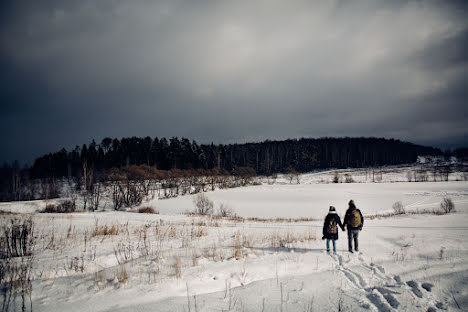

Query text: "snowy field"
[154, 181, 468, 218]
[1, 171, 468, 311]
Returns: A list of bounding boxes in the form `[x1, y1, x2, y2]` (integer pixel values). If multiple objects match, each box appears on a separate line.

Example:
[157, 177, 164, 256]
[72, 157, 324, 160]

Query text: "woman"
[322, 206, 345, 253]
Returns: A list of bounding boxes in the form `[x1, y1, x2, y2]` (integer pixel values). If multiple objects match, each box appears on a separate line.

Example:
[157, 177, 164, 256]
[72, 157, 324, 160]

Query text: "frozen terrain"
[1, 170, 468, 311]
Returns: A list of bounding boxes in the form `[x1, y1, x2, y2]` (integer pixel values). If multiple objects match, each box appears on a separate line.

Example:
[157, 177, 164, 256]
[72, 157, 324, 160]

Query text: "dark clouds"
[1, 0, 467, 164]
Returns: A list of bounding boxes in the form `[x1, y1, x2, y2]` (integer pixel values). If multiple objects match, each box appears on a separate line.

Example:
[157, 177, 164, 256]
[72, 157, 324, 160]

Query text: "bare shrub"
[0, 218, 35, 311]
[67, 254, 84, 272]
[193, 193, 214, 215]
[117, 264, 129, 284]
[266, 173, 278, 185]
[89, 183, 102, 212]
[138, 207, 158, 214]
[233, 232, 243, 260]
[1, 257, 34, 310]
[415, 169, 428, 182]
[172, 256, 182, 278]
[406, 171, 414, 182]
[1, 218, 35, 259]
[42, 204, 59, 213]
[192, 250, 199, 267]
[392, 201, 405, 215]
[93, 270, 106, 291]
[440, 197, 455, 213]
[42, 200, 76, 213]
[344, 174, 354, 183]
[232, 167, 256, 186]
[190, 226, 207, 238]
[218, 203, 235, 217]
[113, 242, 134, 264]
[332, 173, 340, 183]
[285, 168, 300, 184]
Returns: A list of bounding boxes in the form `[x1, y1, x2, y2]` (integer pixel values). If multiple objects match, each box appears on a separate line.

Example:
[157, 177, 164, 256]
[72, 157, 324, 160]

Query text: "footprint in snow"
[436, 301, 447, 310]
[341, 267, 367, 288]
[366, 289, 393, 312]
[421, 282, 434, 292]
[406, 280, 423, 298]
[393, 275, 402, 284]
[336, 254, 343, 266]
[373, 287, 401, 309]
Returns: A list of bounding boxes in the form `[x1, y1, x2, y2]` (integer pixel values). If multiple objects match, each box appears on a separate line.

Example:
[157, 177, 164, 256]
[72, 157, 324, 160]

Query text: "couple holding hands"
[322, 200, 364, 253]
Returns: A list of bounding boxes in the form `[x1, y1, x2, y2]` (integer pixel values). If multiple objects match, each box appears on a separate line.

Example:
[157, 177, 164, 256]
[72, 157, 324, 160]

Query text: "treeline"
[29, 137, 441, 179]
[0, 136, 445, 202]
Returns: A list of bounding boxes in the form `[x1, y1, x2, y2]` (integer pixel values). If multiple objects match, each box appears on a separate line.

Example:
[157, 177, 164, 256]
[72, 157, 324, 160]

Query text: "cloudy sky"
[1, 0, 467, 164]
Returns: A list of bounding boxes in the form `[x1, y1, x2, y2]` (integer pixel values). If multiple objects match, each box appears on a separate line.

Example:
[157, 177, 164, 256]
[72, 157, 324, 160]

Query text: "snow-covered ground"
[1, 171, 468, 311]
[154, 181, 468, 218]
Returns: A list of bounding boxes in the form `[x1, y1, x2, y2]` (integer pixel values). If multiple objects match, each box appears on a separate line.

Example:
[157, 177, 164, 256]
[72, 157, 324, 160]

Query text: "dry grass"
[191, 250, 199, 267]
[172, 256, 182, 278]
[93, 270, 106, 291]
[117, 264, 129, 284]
[234, 232, 243, 260]
[191, 226, 208, 238]
[189, 214, 319, 224]
[92, 224, 119, 237]
[365, 208, 448, 220]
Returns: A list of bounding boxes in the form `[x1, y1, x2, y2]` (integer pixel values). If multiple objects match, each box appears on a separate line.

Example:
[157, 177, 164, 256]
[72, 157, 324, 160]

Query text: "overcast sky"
[1, 0, 467, 164]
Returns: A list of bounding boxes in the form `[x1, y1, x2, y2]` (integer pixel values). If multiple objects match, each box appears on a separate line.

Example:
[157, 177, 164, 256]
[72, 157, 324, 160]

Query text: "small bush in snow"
[138, 207, 158, 214]
[172, 256, 182, 278]
[218, 203, 235, 217]
[332, 173, 340, 183]
[392, 201, 405, 214]
[344, 174, 354, 183]
[285, 168, 300, 184]
[193, 193, 214, 215]
[440, 197, 455, 213]
[233, 232, 243, 260]
[116, 264, 129, 285]
[42, 200, 76, 213]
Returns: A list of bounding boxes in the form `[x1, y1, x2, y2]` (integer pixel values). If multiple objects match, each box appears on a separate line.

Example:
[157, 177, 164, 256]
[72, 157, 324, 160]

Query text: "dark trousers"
[347, 229, 360, 251]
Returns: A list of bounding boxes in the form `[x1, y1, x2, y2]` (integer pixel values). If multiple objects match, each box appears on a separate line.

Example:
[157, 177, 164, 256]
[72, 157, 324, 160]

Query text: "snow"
[154, 181, 468, 218]
[1, 169, 468, 311]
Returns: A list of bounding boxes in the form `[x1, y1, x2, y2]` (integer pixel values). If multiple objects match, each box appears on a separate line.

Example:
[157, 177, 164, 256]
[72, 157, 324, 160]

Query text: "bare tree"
[285, 168, 300, 184]
[266, 172, 278, 185]
[232, 167, 256, 186]
[193, 192, 214, 215]
[440, 197, 455, 213]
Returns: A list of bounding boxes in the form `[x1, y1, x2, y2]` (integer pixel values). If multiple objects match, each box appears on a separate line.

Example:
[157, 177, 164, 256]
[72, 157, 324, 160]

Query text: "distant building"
[417, 155, 445, 164]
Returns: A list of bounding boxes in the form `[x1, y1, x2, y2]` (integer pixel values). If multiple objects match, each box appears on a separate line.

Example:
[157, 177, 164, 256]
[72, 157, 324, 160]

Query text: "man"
[343, 200, 364, 253]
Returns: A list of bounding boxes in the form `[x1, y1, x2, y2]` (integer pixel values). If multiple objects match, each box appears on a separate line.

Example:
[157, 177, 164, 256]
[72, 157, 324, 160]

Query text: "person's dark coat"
[322, 212, 344, 240]
[343, 203, 364, 230]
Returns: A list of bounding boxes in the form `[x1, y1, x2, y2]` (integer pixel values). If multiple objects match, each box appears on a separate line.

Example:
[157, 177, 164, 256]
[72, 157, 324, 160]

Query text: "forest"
[0, 136, 458, 202]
